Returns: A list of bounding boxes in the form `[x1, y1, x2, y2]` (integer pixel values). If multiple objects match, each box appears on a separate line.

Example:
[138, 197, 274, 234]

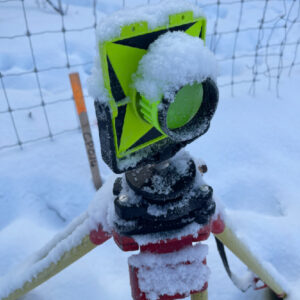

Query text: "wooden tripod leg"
[1, 216, 111, 300]
[2, 235, 97, 300]
[31, 212, 89, 264]
[191, 290, 208, 300]
[214, 226, 286, 298]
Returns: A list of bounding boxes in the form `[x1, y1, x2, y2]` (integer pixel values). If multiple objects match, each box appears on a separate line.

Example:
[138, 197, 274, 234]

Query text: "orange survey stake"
[69, 72, 87, 115]
[69, 72, 102, 190]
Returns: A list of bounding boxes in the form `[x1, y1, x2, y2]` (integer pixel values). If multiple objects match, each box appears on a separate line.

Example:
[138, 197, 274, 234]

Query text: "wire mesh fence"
[0, 0, 299, 151]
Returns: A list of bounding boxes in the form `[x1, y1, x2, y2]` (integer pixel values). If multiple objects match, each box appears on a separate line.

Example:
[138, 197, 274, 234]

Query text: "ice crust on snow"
[88, 0, 206, 101]
[134, 31, 218, 102]
[128, 243, 209, 300]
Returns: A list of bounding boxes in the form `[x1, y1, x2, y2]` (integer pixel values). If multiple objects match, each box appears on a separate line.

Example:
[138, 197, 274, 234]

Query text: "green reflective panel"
[166, 83, 203, 129]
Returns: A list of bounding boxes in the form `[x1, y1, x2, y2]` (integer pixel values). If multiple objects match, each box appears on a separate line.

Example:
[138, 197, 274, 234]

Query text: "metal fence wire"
[0, 0, 299, 151]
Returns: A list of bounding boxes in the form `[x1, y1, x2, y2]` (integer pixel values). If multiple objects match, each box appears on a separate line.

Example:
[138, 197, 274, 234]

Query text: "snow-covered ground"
[0, 0, 300, 299]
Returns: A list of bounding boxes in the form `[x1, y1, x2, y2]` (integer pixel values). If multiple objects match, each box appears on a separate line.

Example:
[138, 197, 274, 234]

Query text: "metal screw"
[200, 185, 209, 192]
[119, 195, 128, 203]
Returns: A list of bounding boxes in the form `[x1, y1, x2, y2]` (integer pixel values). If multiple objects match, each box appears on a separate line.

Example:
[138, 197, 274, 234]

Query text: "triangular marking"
[185, 21, 203, 38]
[107, 56, 126, 102]
[128, 127, 163, 151]
[115, 22, 196, 50]
[107, 43, 146, 97]
[119, 102, 152, 152]
[115, 105, 127, 148]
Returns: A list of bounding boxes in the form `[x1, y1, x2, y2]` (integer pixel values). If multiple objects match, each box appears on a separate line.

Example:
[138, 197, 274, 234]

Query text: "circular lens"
[158, 78, 219, 142]
[166, 83, 203, 129]
[136, 79, 218, 143]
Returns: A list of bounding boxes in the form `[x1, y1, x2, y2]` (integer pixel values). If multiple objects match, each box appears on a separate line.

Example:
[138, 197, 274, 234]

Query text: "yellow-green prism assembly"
[100, 12, 206, 159]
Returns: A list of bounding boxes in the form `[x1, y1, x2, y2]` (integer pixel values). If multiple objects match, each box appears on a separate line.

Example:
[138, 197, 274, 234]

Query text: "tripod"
[0, 152, 286, 300]
[103, 151, 286, 300]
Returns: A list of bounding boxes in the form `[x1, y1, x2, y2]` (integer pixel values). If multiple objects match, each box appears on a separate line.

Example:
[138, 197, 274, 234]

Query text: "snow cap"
[134, 31, 218, 102]
[87, 0, 205, 101]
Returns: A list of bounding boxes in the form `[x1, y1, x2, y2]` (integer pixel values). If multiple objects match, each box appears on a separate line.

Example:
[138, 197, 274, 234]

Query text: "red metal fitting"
[193, 223, 211, 242]
[113, 224, 211, 253]
[140, 224, 211, 254]
[140, 236, 193, 254]
[211, 214, 225, 234]
[253, 277, 268, 291]
[89, 224, 112, 245]
[129, 265, 207, 300]
[113, 230, 139, 251]
[122, 224, 211, 300]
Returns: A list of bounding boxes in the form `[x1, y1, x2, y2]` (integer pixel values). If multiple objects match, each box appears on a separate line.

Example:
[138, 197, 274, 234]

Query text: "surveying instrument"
[0, 3, 287, 300]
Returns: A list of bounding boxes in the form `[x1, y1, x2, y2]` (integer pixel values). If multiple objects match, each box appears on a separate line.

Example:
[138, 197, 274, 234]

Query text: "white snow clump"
[88, 0, 205, 101]
[95, 0, 203, 44]
[129, 243, 209, 300]
[134, 31, 218, 102]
